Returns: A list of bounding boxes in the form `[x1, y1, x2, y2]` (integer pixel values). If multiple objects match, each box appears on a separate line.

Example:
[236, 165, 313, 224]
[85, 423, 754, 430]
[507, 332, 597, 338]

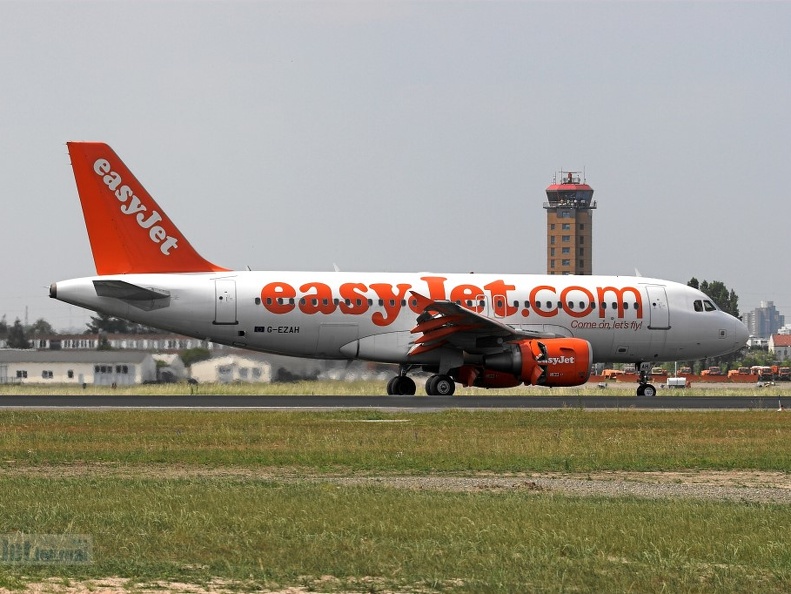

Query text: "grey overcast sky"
[1, 0, 789, 332]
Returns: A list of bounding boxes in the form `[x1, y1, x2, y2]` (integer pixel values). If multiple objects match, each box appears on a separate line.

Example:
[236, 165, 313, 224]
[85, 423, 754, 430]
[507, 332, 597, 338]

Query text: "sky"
[1, 0, 789, 333]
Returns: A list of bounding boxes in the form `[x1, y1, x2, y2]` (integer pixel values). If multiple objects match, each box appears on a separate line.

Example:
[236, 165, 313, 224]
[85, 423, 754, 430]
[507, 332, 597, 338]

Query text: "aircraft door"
[214, 279, 238, 325]
[646, 285, 670, 330]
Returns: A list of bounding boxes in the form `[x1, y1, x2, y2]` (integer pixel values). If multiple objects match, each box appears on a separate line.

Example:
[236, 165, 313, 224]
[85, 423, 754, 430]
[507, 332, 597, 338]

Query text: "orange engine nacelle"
[470, 338, 593, 388]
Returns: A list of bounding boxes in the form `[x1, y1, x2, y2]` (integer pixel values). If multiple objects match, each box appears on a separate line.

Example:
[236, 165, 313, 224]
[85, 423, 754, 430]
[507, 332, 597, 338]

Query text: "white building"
[746, 336, 769, 349]
[190, 355, 272, 384]
[0, 350, 157, 385]
[29, 333, 225, 353]
[769, 335, 791, 361]
[152, 353, 187, 381]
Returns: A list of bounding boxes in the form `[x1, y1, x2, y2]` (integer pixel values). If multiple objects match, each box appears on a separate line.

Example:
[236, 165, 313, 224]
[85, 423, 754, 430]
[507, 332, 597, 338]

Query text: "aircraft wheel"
[387, 375, 416, 395]
[426, 374, 455, 396]
[399, 376, 416, 395]
[386, 376, 400, 395]
[434, 375, 455, 396]
[642, 384, 657, 397]
[636, 384, 645, 396]
[425, 375, 439, 395]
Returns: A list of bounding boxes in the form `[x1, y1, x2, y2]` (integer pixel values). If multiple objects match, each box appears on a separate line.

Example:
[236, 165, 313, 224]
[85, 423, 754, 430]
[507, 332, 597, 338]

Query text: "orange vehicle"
[601, 369, 625, 380]
[757, 366, 774, 382]
[701, 366, 722, 376]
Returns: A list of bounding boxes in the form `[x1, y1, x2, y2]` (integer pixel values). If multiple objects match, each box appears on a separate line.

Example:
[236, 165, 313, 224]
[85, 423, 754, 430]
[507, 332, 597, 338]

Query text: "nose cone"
[733, 316, 749, 351]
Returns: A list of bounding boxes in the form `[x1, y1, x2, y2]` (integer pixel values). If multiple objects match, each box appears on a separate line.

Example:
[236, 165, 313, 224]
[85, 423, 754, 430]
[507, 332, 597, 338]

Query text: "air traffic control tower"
[544, 171, 596, 275]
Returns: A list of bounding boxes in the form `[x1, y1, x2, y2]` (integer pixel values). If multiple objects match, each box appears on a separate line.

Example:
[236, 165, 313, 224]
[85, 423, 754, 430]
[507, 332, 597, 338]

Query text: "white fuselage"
[52, 271, 749, 365]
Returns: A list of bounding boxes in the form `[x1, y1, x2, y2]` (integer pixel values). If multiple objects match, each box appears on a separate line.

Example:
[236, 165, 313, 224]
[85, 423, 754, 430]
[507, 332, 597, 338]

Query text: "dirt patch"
[1, 463, 789, 502]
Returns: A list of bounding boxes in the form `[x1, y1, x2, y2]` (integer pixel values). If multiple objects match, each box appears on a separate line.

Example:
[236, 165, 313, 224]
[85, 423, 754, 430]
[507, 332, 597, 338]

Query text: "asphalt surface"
[0, 394, 786, 409]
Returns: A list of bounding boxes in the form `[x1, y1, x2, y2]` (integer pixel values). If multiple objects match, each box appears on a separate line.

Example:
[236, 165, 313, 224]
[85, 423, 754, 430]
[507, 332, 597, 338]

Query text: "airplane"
[50, 142, 749, 397]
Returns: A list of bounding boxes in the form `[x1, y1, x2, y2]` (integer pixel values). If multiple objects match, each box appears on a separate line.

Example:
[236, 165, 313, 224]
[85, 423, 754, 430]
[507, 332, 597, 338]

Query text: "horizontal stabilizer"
[94, 280, 170, 300]
[93, 280, 171, 311]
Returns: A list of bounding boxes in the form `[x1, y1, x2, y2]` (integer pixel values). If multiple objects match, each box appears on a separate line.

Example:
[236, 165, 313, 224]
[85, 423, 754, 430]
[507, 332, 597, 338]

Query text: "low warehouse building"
[190, 355, 272, 384]
[0, 350, 157, 385]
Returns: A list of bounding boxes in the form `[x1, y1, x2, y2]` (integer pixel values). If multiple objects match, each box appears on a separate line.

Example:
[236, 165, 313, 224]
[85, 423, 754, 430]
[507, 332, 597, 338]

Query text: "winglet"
[67, 142, 229, 274]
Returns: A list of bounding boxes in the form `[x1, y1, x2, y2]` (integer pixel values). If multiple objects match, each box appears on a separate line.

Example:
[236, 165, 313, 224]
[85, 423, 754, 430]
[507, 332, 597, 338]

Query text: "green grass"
[0, 409, 789, 592]
[0, 478, 790, 593]
[0, 378, 785, 396]
[0, 409, 789, 472]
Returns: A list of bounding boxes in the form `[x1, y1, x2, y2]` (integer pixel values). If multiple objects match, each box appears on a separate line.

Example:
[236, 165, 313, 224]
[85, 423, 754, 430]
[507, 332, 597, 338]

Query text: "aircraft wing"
[408, 291, 559, 356]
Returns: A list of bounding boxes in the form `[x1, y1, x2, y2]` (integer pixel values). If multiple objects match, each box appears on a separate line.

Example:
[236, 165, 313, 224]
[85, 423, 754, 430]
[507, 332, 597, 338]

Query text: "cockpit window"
[694, 299, 718, 312]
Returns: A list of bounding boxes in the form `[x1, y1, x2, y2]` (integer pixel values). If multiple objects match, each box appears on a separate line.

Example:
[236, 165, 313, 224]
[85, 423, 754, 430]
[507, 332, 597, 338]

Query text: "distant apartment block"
[744, 301, 785, 339]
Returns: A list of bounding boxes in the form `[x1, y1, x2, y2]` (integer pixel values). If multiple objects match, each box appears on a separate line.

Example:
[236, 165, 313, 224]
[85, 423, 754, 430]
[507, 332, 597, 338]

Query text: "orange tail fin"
[67, 142, 229, 275]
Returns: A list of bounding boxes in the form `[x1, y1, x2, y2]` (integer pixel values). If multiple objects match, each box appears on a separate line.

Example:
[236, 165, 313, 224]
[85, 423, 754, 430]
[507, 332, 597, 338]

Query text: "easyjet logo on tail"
[93, 159, 179, 256]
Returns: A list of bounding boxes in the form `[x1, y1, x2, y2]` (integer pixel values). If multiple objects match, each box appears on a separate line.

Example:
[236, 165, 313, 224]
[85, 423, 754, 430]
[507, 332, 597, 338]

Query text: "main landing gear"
[425, 374, 455, 396]
[386, 367, 456, 396]
[636, 362, 657, 397]
[386, 375, 416, 395]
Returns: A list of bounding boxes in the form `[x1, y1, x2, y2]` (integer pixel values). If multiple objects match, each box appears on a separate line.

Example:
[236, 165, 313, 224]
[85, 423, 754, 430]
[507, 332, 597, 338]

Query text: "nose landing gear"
[636, 362, 656, 397]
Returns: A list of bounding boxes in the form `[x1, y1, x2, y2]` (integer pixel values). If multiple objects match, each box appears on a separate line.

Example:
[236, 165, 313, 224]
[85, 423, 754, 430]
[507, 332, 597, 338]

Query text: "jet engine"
[457, 338, 592, 388]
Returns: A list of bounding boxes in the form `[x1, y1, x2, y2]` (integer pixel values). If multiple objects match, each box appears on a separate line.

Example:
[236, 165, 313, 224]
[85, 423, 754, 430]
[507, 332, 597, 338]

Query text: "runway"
[0, 394, 785, 410]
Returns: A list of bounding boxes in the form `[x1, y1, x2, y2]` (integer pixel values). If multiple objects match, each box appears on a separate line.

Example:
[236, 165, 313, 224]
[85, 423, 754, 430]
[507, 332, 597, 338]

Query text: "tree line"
[0, 313, 163, 349]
